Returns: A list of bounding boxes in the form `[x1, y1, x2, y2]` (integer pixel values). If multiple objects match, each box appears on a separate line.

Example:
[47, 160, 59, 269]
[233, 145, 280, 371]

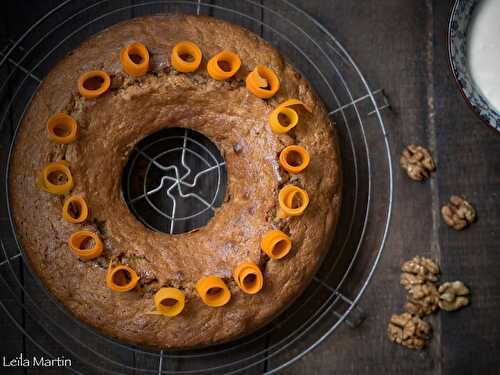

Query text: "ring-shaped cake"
[9, 15, 341, 348]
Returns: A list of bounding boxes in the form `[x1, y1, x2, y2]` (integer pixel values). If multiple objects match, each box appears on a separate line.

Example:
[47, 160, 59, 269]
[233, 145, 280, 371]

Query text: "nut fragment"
[438, 281, 470, 311]
[400, 144, 436, 181]
[441, 195, 476, 230]
[405, 283, 440, 316]
[232, 143, 243, 154]
[400, 256, 440, 289]
[387, 312, 432, 349]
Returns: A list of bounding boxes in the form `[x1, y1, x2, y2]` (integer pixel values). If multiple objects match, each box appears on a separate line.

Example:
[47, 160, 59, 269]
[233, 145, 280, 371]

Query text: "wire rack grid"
[123, 128, 228, 234]
[0, 0, 393, 374]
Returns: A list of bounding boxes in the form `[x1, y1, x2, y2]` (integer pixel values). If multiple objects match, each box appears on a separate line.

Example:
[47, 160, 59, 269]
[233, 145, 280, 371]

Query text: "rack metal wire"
[0, 0, 393, 374]
[123, 128, 227, 234]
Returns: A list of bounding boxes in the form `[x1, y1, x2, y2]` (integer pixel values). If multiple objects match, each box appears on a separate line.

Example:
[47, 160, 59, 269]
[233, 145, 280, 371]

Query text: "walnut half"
[400, 144, 436, 181]
[441, 195, 476, 230]
[387, 312, 432, 349]
[405, 282, 440, 317]
[438, 281, 471, 312]
[400, 256, 440, 290]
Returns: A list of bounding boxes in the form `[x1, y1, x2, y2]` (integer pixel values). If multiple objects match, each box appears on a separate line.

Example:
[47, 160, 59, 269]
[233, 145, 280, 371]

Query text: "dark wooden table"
[1, 1, 499, 374]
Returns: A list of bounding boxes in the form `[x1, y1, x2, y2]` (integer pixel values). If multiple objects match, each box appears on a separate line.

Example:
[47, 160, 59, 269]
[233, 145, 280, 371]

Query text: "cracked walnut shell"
[441, 195, 476, 230]
[400, 144, 436, 181]
[405, 282, 440, 316]
[387, 312, 432, 349]
[400, 256, 440, 289]
[439, 281, 471, 311]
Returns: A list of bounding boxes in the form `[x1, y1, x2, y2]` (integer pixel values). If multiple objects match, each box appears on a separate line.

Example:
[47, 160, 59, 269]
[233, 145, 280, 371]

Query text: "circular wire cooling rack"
[0, 1, 393, 374]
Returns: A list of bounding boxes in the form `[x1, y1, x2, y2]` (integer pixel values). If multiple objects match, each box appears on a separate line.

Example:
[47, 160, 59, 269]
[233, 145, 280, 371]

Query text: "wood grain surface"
[1, 0, 499, 374]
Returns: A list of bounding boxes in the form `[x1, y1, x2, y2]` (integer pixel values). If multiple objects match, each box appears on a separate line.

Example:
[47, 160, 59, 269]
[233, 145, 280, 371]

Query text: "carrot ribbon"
[78, 70, 111, 98]
[171, 41, 203, 73]
[120, 42, 150, 77]
[246, 65, 280, 98]
[62, 195, 89, 224]
[36, 161, 74, 195]
[47, 113, 78, 144]
[260, 229, 292, 259]
[279, 145, 310, 174]
[106, 259, 140, 292]
[269, 99, 312, 134]
[195, 275, 231, 307]
[233, 262, 264, 294]
[278, 184, 310, 218]
[147, 287, 186, 317]
[68, 230, 103, 261]
[207, 51, 241, 80]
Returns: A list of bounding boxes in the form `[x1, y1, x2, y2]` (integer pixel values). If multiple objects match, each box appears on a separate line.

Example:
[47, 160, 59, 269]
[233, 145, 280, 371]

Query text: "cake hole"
[68, 201, 82, 219]
[122, 128, 227, 234]
[129, 53, 143, 65]
[53, 123, 71, 137]
[207, 287, 223, 297]
[272, 239, 289, 257]
[286, 151, 303, 167]
[47, 170, 68, 185]
[112, 269, 132, 286]
[278, 113, 291, 126]
[179, 53, 195, 62]
[217, 60, 232, 72]
[160, 298, 178, 307]
[83, 76, 104, 91]
[79, 236, 96, 250]
[242, 274, 257, 288]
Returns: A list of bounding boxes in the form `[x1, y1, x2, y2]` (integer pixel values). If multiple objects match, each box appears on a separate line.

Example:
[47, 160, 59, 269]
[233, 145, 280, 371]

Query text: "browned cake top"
[9, 15, 341, 348]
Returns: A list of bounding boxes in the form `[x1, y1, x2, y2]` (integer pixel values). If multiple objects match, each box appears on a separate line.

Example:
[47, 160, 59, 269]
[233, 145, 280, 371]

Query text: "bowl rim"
[447, 0, 500, 135]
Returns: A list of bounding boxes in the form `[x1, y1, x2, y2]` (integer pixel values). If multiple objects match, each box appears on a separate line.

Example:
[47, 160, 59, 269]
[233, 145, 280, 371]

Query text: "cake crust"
[9, 15, 341, 348]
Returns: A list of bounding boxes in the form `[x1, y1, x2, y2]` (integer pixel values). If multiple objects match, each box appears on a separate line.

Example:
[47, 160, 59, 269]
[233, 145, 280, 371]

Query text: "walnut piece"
[400, 144, 436, 181]
[441, 195, 476, 230]
[400, 256, 440, 289]
[232, 143, 243, 154]
[438, 281, 471, 311]
[387, 312, 432, 349]
[405, 282, 440, 316]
